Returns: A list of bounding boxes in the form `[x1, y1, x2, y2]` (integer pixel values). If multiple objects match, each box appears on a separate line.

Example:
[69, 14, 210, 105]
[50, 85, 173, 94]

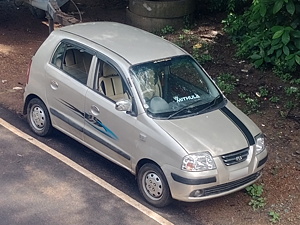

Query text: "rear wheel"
[137, 163, 172, 207]
[27, 98, 52, 136]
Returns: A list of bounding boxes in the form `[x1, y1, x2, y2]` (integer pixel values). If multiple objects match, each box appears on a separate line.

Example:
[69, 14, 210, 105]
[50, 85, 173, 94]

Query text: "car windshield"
[130, 55, 225, 119]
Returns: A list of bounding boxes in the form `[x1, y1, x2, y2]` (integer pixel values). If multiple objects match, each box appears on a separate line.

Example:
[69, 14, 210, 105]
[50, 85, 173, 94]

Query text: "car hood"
[154, 103, 260, 156]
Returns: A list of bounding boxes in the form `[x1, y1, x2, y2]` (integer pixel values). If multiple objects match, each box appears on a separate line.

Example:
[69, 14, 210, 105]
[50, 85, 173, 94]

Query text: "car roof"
[59, 22, 186, 65]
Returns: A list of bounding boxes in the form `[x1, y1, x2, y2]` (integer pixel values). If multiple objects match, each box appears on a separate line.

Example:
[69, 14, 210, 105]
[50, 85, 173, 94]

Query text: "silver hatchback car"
[23, 22, 268, 207]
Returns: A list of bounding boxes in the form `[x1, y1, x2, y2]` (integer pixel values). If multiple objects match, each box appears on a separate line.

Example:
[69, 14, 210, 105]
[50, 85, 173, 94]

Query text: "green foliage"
[228, 0, 252, 12]
[160, 25, 175, 35]
[238, 92, 247, 99]
[246, 184, 266, 210]
[222, 13, 246, 42]
[216, 73, 236, 94]
[269, 96, 280, 103]
[285, 86, 299, 96]
[192, 42, 213, 64]
[171, 29, 200, 48]
[284, 85, 300, 109]
[246, 183, 264, 198]
[249, 197, 266, 210]
[269, 211, 280, 223]
[223, 0, 300, 75]
[245, 97, 260, 112]
[273, 66, 293, 81]
[258, 86, 269, 97]
[238, 92, 260, 114]
[183, 14, 195, 29]
[290, 78, 300, 85]
[193, 50, 213, 64]
[285, 100, 295, 110]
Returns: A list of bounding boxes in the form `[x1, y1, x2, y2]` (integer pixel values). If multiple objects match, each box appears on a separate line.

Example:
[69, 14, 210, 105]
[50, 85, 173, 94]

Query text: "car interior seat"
[137, 68, 162, 100]
[98, 63, 127, 101]
[62, 49, 92, 84]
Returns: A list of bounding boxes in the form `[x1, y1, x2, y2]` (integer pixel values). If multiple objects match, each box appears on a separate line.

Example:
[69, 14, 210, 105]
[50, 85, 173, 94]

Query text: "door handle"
[50, 80, 59, 90]
[91, 105, 100, 115]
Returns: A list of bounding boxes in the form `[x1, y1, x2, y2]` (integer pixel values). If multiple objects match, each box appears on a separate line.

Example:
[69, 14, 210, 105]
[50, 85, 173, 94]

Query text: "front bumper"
[162, 150, 268, 202]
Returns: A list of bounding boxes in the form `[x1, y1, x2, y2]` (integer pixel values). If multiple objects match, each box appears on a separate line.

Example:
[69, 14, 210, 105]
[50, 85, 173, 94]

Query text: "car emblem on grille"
[235, 155, 243, 162]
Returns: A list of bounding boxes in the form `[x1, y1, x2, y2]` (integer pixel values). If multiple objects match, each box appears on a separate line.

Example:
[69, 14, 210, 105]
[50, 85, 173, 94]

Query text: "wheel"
[126, 0, 196, 32]
[137, 163, 172, 207]
[27, 98, 52, 136]
[126, 8, 185, 33]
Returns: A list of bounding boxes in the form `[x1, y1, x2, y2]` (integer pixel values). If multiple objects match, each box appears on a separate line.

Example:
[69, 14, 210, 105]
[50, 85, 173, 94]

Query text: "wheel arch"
[23, 94, 45, 115]
[135, 158, 161, 176]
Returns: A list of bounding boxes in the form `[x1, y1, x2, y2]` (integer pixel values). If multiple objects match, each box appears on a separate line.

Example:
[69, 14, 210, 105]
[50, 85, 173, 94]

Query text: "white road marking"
[0, 118, 174, 225]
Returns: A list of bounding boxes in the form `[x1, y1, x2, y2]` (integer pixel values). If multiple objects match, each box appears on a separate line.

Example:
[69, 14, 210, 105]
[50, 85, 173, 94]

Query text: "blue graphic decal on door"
[85, 113, 119, 140]
[56, 99, 118, 140]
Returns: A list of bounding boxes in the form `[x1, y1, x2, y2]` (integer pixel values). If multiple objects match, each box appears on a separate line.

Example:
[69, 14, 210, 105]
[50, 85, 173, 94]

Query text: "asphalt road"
[0, 105, 197, 225]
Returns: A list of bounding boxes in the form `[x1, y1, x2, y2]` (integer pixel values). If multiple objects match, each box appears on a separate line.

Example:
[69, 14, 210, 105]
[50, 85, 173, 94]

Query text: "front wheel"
[27, 98, 52, 136]
[137, 163, 172, 207]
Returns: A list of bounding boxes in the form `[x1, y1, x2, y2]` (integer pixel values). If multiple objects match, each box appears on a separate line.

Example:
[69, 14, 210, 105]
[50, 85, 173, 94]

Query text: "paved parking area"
[0, 118, 172, 225]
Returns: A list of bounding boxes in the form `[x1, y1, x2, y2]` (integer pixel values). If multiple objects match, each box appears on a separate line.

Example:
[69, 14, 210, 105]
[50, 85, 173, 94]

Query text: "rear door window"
[51, 42, 93, 85]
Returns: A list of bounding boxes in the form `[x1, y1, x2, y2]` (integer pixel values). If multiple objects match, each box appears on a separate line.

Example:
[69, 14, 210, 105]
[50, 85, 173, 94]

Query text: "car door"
[83, 58, 138, 170]
[45, 41, 93, 139]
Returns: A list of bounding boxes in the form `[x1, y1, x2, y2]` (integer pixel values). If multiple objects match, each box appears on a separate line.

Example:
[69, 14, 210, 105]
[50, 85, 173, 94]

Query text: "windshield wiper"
[195, 95, 221, 115]
[167, 95, 221, 119]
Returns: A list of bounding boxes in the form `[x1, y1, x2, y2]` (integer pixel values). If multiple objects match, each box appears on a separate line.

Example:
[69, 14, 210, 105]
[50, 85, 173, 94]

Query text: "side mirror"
[115, 99, 132, 112]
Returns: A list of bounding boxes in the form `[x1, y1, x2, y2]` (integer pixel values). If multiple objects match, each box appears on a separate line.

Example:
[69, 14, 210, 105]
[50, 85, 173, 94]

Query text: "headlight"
[255, 133, 266, 155]
[182, 152, 216, 172]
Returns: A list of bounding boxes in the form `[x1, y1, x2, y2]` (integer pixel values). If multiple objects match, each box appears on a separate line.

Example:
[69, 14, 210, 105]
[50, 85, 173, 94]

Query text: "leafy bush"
[246, 183, 266, 210]
[216, 73, 236, 95]
[269, 211, 280, 223]
[160, 25, 175, 35]
[223, 0, 300, 75]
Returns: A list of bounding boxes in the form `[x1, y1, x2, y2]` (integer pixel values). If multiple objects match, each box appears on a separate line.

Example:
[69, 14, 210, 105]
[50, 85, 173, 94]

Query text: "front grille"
[202, 171, 261, 197]
[221, 148, 249, 166]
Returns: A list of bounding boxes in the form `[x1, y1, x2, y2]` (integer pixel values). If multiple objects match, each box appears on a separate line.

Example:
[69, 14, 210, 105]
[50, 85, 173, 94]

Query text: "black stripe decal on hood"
[220, 107, 255, 146]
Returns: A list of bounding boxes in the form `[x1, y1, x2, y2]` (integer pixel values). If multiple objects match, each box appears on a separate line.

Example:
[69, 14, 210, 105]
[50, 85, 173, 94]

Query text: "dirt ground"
[0, 1, 299, 225]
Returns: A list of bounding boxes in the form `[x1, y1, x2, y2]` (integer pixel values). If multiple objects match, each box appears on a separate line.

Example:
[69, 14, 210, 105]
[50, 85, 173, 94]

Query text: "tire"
[27, 98, 52, 136]
[126, 0, 196, 32]
[137, 163, 172, 207]
[126, 8, 185, 32]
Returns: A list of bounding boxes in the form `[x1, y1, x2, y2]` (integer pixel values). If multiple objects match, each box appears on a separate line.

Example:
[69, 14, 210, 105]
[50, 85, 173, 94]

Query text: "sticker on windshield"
[173, 94, 200, 103]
